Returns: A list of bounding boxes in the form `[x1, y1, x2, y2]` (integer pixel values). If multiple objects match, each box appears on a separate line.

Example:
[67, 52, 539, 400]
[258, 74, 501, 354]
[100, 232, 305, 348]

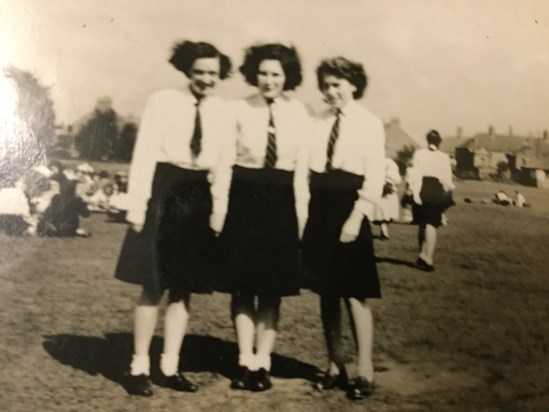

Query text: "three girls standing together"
[116, 39, 385, 401]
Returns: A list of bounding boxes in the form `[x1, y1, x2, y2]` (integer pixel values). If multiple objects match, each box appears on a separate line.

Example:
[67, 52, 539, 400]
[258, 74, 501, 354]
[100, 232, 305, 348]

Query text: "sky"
[1, 0, 548, 143]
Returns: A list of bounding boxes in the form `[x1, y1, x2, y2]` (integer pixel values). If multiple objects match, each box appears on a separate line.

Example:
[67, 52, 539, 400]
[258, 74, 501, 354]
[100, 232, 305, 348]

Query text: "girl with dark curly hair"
[302, 57, 385, 400]
[216, 43, 310, 392]
[115, 40, 235, 396]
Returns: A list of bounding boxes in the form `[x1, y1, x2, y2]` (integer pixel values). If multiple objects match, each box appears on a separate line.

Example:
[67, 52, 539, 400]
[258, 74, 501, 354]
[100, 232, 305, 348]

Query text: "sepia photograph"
[1, 1, 548, 410]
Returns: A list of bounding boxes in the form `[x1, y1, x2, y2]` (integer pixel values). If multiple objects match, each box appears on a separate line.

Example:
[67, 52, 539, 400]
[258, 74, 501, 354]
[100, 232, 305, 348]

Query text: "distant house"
[453, 127, 532, 179]
[384, 117, 419, 159]
[514, 135, 549, 187]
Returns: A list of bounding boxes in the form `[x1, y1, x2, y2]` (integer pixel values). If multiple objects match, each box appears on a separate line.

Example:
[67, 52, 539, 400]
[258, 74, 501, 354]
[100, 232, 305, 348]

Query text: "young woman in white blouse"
[217, 43, 310, 392]
[115, 41, 235, 396]
[407, 130, 455, 271]
[302, 57, 385, 400]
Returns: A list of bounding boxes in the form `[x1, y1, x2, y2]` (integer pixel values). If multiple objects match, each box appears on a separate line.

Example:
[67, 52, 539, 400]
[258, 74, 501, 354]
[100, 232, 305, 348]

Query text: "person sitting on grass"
[38, 180, 91, 237]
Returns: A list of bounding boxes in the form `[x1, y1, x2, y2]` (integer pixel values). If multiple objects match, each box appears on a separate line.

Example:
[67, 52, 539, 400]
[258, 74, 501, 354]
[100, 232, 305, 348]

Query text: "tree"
[114, 122, 138, 161]
[75, 98, 118, 160]
[1, 66, 55, 188]
[395, 144, 416, 176]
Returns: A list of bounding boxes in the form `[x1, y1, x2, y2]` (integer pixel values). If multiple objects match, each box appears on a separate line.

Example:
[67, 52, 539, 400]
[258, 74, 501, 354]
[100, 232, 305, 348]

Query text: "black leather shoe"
[165, 372, 198, 392]
[252, 368, 273, 392]
[415, 257, 434, 272]
[314, 366, 349, 391]
[230, 366, 253, 390]
[347, 377, 375, 400]
[125, 373, 153, 397]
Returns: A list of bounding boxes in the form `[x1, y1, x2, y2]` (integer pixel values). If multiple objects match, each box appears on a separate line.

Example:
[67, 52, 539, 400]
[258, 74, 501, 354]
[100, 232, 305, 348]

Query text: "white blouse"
[309, 100, 386, 219]
[234, 94, 311, 219]
[126, 88, 236, 226]
[407, 148, 454, 199]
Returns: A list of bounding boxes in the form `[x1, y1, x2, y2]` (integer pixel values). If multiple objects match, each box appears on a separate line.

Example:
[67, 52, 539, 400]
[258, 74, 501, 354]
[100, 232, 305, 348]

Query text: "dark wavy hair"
[426, 130, 442, 148]
[239, 43, 302, 91]
[316, 57, 368, 99]
[169, 41, 232, 79]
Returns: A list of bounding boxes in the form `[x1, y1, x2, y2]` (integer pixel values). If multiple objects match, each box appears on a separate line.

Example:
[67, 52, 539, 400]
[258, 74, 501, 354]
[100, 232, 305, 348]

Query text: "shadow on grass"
[375, 256, 417, 268]
[42, 333, 318, 389]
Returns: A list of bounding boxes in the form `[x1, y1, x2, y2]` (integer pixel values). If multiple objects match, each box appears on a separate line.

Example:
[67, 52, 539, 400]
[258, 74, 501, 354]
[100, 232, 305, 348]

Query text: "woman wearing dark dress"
[302, 57, 385, 400]
[217, 43, 310, 392]
[115, 41, 235, 396]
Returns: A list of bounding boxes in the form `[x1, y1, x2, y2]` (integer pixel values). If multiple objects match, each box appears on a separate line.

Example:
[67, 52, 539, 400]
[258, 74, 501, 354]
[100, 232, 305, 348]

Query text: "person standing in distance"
[407, 130, 454, 271]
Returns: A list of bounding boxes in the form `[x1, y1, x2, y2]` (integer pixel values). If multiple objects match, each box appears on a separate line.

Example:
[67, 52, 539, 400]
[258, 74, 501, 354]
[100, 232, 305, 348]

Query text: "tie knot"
[266, 98, 274, 106]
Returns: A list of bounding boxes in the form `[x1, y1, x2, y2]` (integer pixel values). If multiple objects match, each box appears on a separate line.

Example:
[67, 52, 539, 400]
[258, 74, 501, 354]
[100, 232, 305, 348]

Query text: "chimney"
[508, 126, 513, 137]
[488, 125, 495, 138]
[544, 130, 548, 140]
[457, 126, 462, 139]
[96, 96, 113, 113]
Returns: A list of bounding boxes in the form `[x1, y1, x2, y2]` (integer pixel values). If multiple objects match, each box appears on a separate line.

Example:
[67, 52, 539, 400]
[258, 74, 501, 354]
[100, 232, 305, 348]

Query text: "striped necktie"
[189, 99, 202, 160]
[264, 99, 277, 169]
[325, 109, 341, 171]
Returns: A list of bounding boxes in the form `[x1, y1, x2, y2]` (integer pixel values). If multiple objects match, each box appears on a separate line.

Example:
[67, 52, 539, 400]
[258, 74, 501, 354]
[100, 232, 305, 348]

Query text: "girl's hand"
[298, 216, 307, 241]
[209, 212, 226, 236]
[339, 209, 363, 243]
[131, 223, 144, 233]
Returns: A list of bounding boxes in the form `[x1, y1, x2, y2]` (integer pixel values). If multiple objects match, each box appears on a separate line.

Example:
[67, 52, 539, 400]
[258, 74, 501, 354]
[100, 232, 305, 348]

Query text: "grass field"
[1, 179, 548, 411]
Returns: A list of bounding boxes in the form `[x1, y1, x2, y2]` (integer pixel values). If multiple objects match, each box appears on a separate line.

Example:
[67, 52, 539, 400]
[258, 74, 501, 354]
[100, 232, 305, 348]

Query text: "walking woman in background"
[407, 130, 454, 272]
[217, 43, 310, 392]
[115, 41, 235, 396]
[374, 157, 402, 240]
[302, 57, 385, 400]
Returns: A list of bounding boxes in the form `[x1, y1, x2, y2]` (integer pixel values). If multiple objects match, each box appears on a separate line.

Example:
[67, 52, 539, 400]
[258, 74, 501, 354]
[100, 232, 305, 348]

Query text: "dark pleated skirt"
[216, 165, 300, 297]
[302, 170, 381, 299]
[412, 176, 455, 228]
[114, 163, 217, 297]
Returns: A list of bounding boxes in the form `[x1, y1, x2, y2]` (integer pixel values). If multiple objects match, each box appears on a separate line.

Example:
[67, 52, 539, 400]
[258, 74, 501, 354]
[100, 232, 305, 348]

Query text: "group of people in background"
[0, 160, 129, 237]
[110, 39, 457, 403]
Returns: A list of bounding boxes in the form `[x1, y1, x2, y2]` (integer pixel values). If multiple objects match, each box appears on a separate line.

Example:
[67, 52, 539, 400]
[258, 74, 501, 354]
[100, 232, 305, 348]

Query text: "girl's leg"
[256, 295, 281, 371]
[161, 293, 191, 377]
[348, 297, 374, 382]
[320, 294, 344, 374]
[380, 222, 389, 239]
[231, 293, 256, 370]
[131, 288, 161, 376]
[419, 224, 437, 265]
[418, 223, 426, 251]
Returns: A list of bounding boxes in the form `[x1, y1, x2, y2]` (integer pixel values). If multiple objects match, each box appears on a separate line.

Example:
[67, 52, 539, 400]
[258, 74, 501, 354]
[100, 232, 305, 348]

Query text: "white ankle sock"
[160, 353, 179, 377]
[255, 354, 271, 371]
[239, 353, 257, 371]
[130, 354, 150, 376]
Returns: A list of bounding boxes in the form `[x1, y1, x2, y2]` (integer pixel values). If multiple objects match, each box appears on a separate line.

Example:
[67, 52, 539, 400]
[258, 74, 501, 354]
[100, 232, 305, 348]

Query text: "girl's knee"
[138, 288, 161, 306]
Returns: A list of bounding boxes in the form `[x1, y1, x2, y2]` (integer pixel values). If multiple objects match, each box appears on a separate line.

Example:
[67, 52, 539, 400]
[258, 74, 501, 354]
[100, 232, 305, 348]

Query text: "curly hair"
[239, 43, 302, 91]
[426, 130, 442, 148]
[169, 41, 232, 79]
[316, 57, 368, 99]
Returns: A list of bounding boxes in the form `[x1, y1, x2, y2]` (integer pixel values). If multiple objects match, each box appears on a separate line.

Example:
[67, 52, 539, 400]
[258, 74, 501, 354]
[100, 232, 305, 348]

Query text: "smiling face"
[189, 57, 221, 98]
[320, 74, 357, 109]
[257, 59, 286, 100]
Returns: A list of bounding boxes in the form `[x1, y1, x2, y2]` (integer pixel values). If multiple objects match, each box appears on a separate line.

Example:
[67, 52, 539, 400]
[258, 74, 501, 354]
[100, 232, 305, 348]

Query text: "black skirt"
[412, 176, 455, 228]
[302, 170, 381, 299]
[115, 163, 217, 297]
[216, 166, 300, 297]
